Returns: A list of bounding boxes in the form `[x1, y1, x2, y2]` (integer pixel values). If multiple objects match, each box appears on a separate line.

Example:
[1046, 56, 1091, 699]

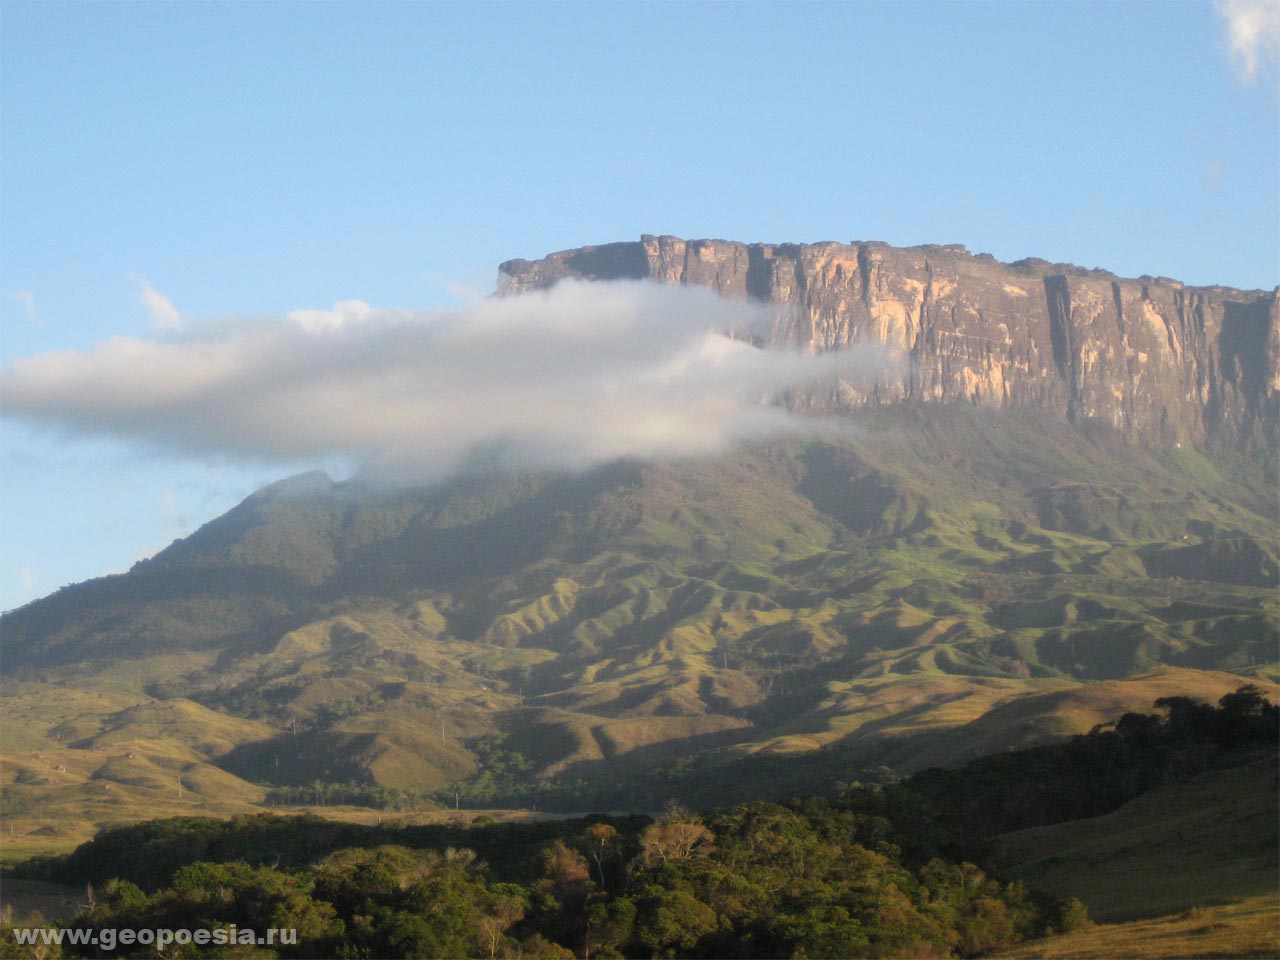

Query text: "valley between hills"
[1, 238, 1277, 956]
[2, 405, 1276, 845]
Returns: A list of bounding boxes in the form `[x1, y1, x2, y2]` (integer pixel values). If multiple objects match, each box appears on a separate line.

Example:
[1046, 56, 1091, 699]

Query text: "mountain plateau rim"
[500, 236, 1279, 452]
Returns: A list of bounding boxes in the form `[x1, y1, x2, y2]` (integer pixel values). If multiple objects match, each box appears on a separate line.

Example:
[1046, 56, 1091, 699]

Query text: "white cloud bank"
[1, 281, 891, 480]
[1218, 0, 1280, 84]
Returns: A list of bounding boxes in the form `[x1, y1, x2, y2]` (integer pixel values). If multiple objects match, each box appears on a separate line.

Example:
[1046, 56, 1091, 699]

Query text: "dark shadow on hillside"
[554, 722, 759, 781]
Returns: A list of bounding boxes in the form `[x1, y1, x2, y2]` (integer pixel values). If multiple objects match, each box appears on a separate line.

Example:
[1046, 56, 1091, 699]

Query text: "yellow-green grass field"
[991, 753, 1278, 923]
[984, 744, 1278, 959]
[997, 895, 1279, 959]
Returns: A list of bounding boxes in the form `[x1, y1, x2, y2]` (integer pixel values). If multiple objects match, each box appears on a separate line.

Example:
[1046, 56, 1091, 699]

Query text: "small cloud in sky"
[9, 290, 40, 327]
[0, 280, 893, 481]
[423, 272, 486, 304]
[18, 562, 40, 601]
[135, 275, 185, 330]
[1218, 0, 1280, 84]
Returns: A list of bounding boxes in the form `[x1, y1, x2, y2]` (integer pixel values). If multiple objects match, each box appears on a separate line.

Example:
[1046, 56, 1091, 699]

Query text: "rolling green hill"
[989, 752, 1279, 922]
[1, 404, 1276, 847]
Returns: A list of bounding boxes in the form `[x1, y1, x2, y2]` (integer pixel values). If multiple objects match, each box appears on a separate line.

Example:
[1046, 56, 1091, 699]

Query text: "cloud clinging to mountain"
[1, 281, 890, 479]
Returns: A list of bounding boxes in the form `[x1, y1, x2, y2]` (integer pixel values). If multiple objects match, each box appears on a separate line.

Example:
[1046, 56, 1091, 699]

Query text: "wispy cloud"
[423, 272, 486, 304]
[0, 280, 891, 480]
[17, 563, 40, 601]
[8, 290, 40, 327]
[135, 276, 185, 330]
[1218, 0, 1280, 84]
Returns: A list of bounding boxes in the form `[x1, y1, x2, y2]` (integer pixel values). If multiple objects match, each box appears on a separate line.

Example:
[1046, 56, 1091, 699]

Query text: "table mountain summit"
[501, 236, 1278, 452]
[2, 238, 1276, 851]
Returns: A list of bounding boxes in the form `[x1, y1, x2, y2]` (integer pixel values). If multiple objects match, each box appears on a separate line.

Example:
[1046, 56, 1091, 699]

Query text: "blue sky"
[2, 1, 1278, 610]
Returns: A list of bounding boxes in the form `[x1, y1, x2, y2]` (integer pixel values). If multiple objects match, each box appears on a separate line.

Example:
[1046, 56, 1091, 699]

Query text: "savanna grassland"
[1, 405, 1277, 956]
[3, 686, 1276, 958]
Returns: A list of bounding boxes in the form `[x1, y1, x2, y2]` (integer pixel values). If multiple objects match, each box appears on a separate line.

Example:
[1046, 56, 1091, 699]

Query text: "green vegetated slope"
[1, 405, 1276, 844]
[993, 896, 1279, 960]
[989, 753, 1279, 922]
[7, 690, 1275, 959]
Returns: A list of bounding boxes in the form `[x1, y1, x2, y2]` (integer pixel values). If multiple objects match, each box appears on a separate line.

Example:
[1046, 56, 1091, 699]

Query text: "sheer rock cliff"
[499, 236, 1278, 451]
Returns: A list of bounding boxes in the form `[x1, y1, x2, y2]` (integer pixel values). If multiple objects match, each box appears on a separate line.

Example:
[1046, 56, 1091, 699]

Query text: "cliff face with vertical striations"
[499, 236, 1279, 451]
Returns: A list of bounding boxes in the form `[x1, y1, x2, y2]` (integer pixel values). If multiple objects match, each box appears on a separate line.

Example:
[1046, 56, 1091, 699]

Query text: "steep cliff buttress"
[499, 236, 1279, 452]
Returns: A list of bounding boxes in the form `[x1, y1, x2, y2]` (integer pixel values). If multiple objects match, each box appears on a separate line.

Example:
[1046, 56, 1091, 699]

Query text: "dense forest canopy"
[4, 687, 1273, 959]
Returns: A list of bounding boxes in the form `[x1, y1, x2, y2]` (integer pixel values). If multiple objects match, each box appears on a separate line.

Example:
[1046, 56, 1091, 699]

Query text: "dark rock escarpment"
[500, 236, 1279, 451]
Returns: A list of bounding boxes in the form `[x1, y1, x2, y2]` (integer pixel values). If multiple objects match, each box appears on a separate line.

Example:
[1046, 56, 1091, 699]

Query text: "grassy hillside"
[994, 896, 1279, 960]
[990, 752, 1279, 922]
[1, 405, 1276, 840]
